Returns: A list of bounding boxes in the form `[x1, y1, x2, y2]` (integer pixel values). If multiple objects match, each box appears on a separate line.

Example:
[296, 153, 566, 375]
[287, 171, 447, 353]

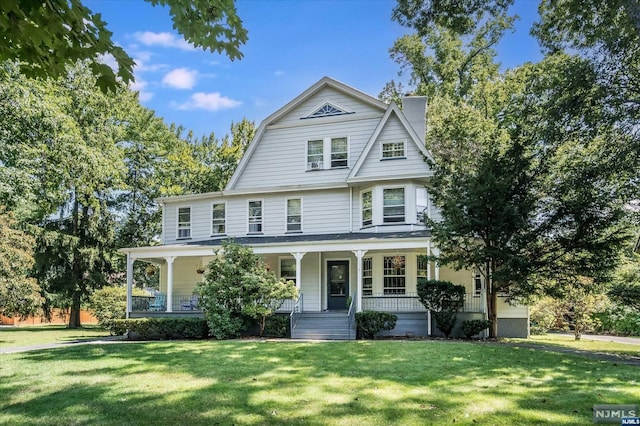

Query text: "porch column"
[166, 256, 176, 312]
[292, 252, 306, 290]
[126, 253, 133, 319]
[433, 247, 440, 280]
[352, 250, 367, 312]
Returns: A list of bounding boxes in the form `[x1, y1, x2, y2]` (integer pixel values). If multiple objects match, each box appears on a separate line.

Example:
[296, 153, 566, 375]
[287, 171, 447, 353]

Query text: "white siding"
[355, 115, 432, 179]
[234, 117, 381, 189]
[300, 252, 321, 311]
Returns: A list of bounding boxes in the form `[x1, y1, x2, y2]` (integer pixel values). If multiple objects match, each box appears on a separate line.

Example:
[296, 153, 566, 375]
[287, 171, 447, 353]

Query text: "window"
[248, 200, 263, 233]
[361, 190, 372, 227]
[280, 258, 296, 285]
[363, 257, 373, 296]
[416, 187, 428, 223]
[331, 137, 348, 168]
[177, 207, 191, 239]
[474, 273, 483, 295]
[286, 198, 302, 232]
[383, 256, 405, 295]
[383, 188, 405, 223]
[382, 141, 405, 159]
[417, 255, 429, 287]
[307, 140, 323, 170]
[211, 203, 225, 235]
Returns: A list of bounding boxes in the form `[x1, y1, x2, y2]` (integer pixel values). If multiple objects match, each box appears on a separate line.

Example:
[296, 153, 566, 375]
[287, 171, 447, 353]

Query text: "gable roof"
[226, 77, 388, 190]
[347, 102, 435, 180]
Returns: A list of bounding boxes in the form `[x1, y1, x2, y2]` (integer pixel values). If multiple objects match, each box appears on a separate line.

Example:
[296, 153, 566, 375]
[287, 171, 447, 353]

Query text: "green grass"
[507, 334, 640, 358]
[0, 325, 109, 348]
[1, 340, 638, 425]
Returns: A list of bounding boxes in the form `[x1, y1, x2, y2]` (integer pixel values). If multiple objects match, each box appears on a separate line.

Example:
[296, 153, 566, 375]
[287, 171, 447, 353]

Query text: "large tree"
[0, 0, 248, 91]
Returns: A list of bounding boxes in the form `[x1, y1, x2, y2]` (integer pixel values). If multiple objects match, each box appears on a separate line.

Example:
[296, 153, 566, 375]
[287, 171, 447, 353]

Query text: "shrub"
[417, 279, 465, 337]
[113, 318, 208, 340]
[593, 306, 640, 336]
[355, 310, 397, 339]
[263, 314, 290, 338]
[462, 319, 491, 338]
[88, 286, 149, 333]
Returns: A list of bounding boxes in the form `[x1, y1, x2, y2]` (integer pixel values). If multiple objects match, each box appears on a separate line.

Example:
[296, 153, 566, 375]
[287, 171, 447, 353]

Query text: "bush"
[263, 314, 290, 337]
[355, 310, 397, 339]
[593, 307, 640, 336]
[88, 286, 148, 333]
[113, 318, 208, 340]
[417, 280, 465, 337]
[462, 319, 491, 338]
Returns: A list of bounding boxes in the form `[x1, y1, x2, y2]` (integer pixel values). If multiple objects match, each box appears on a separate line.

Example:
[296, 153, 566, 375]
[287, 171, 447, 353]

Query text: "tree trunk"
[68, 291, 82, 328]
[487, 290, 498, 338]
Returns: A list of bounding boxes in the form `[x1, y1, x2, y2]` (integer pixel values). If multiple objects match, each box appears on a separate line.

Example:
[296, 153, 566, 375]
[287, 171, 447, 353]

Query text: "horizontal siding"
[234, 117, 380, 189]
[355, 115, 432, 179]
[276, 86, 383, 126]
[300, 253, 320, 311]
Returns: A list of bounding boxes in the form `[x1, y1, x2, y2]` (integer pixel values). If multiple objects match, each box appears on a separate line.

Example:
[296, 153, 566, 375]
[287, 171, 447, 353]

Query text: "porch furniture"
[149, 292, 166, 311]
[181, 295, 199, 311]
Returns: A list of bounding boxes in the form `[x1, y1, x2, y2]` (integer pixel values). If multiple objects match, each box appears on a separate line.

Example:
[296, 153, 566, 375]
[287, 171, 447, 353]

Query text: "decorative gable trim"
[301, 100, 354, 119]
[348, 103, 435, 180]
[225, 77, 387, 190]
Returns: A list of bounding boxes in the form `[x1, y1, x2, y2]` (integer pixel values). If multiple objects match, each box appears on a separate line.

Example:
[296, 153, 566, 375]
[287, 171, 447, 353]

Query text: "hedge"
[113, 317, 208, 340]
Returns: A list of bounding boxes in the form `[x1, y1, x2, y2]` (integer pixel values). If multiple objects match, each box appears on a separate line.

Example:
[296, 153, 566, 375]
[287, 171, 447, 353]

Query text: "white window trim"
[383, 255, 406, 295]
[247, 199, 264, 234]
[305, 136, 350, 171]
[176, 205, 192, 240]
[285, 197, 303, 233]
[362, 257, 373, 296]
[210, 201, 227, 236]
[382, 185, 407, 224]
[380, 140, 406, 160]
[360, 188, 373, 228]
[279, 256, 296, 284]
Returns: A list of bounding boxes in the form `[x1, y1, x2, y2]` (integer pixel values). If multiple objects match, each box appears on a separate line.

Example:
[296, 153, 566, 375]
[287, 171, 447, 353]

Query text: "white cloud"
[273, 70, 285, 76]
[162, 68, 198, 89]
[177, 92, 242, 111]
[97, 53, 118, 73]
[133, 31, 194, 51]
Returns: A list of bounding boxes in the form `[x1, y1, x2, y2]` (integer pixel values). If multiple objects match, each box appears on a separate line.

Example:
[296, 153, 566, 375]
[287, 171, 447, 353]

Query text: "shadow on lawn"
[3, 341, 639, 425]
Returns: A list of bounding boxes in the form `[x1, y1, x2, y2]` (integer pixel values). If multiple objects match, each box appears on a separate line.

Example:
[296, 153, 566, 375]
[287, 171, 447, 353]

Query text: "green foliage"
[0, 209, 43, 318]
[529, 297, 564, 335]
[263, 315, 290, 338]
[417, 280, 465, 337]
[88, 285, 149, 333]
[593, 307, 640, 336]
[461, 319, 491, 338]
[113, 317, 208, 340]
[0, 0, 247, 91]
[196, 241, 298, 339]
[355, 311, 398, 339]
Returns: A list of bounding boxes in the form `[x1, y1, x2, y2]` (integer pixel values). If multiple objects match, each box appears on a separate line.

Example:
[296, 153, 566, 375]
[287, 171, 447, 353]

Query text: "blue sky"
[86, 0, 543, 140]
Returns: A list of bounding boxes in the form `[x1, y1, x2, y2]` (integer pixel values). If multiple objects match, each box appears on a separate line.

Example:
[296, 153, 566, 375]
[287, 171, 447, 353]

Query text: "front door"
[327, 260, 349, 310]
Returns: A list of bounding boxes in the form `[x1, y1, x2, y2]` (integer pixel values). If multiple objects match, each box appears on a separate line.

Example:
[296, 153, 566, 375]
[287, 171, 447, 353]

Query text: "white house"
[121, 77, 529, 339]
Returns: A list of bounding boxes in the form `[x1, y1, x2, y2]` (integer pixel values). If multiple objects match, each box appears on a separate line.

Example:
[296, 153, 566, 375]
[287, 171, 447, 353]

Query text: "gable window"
[286, 198, 302, 232]
[362, 190, 372, 227]
[211, 203, 226, 235]
[248, 200, 263, 233]
[416, 187, 428, 223]
[383, 255, 405, 295]
[363, 257, 373, 296]
[330, 137, 348, 168]
[177, 207, 191, 239]
[307, 140, 323, 170]
[382, 141, 405, 159]
[280, 258, 296, 285]
[383, 188, 405, 223]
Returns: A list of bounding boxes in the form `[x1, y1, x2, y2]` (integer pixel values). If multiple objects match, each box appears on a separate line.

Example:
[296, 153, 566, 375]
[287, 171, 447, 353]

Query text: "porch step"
[291, 312, 355, 340]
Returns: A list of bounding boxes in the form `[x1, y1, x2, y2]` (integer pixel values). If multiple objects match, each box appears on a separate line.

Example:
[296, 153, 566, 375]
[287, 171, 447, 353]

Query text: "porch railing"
[347, 291, 356, 340]
[290, 293, 303, 334]
[361, 293, 482, 313]
[131, 293, 200, 312]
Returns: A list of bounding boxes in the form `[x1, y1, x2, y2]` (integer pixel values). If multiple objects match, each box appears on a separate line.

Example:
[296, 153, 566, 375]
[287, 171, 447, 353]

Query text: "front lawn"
[0, 340, 637, 425]
[508, 334, 640, 358]
[0, 325, 109, 348]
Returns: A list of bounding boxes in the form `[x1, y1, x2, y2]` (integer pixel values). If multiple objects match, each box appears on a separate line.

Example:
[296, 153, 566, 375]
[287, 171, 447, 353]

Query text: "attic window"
[302, 101, 353, 119]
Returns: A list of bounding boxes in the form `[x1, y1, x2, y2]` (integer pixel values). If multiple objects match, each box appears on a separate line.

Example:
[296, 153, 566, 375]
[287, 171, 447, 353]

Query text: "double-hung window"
[280, 258, 296, 285]
[383, 255, 406, 295]
[382, 141, 405, 159]
[177, 206, 191, 239]
[286, 198, 302, 232]
[307, 140, 323, 170]
[330, 137, 348, 168]
[211, 203, 226, 235]
[363, 257, 373, 296]
[248, 200, 263, 233]
[361, 190, 372, 227]
[474, 273, 483, 295]
[383, 188, 405, 223]
[416, 187, 428, 223]
[417, 255, 429, 287]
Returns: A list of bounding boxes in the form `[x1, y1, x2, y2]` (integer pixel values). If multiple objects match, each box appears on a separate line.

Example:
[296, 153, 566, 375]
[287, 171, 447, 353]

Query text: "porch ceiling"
[121, 231, 431, 259]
